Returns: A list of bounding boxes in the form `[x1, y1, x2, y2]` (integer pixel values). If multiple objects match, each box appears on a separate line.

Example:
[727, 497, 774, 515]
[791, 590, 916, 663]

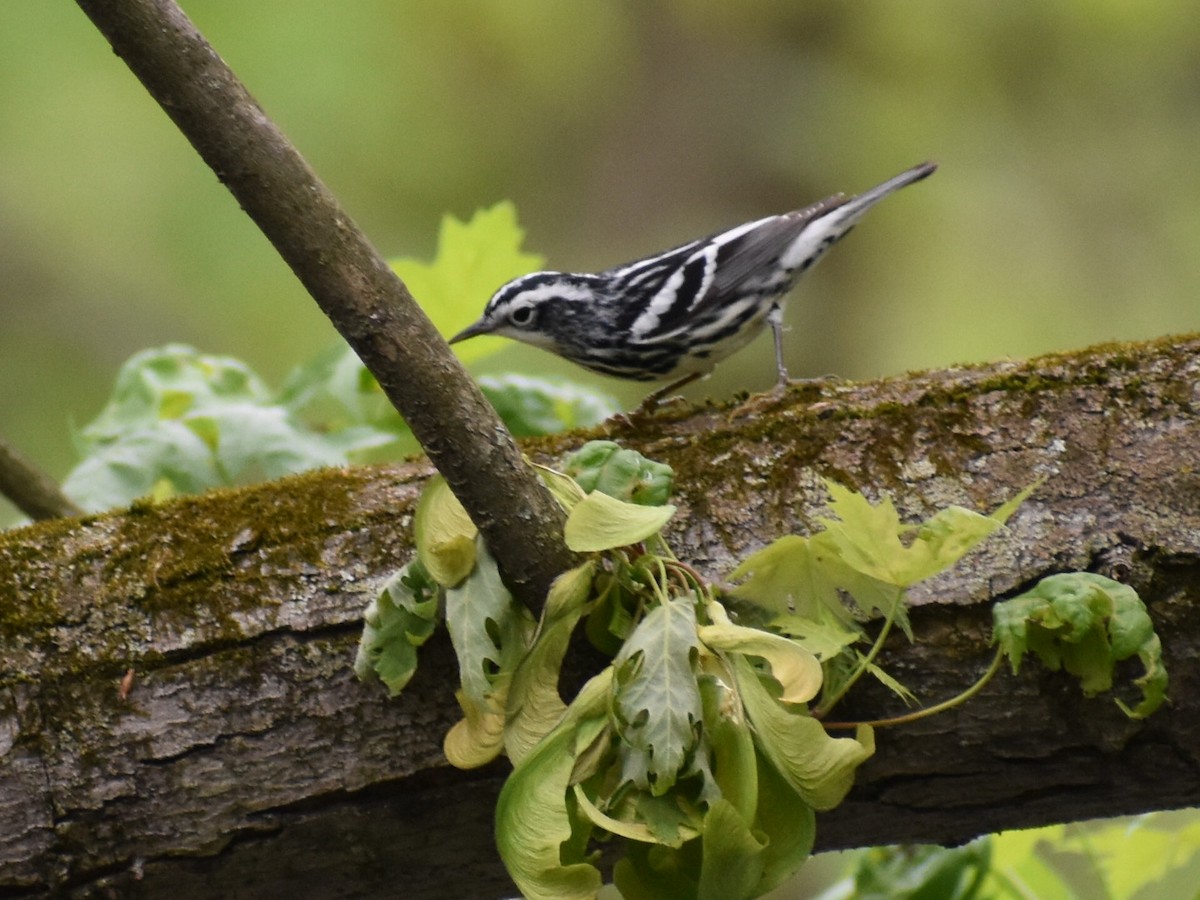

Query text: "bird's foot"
[605, 392, 687, 430]
[728, 374, 842, 420]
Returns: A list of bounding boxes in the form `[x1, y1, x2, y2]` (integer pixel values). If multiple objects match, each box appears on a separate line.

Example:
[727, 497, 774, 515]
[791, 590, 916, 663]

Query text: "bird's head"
[448, 272, 600, 352]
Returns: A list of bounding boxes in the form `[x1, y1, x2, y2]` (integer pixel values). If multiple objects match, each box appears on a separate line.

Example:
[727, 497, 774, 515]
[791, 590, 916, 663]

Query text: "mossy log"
[2, 336, 1198, 899]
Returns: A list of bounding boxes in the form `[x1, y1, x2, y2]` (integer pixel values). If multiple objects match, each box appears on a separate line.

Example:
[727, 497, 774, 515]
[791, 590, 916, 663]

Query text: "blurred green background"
[2, 1, 1198, 513]
[3, 3, 1198, 893]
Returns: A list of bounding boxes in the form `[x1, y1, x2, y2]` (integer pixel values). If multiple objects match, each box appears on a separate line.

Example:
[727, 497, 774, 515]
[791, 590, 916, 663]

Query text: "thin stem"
[822, 649, 1005, 730]
[814, 590, 902, 718]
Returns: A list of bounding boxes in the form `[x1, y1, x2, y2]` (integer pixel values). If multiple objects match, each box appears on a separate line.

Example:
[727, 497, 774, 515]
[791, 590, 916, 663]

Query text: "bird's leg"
[766, 305, 839, 392]
[727, 307, 839, 420]
[768, 305, 790, 389]
[632, 371, 703, 417]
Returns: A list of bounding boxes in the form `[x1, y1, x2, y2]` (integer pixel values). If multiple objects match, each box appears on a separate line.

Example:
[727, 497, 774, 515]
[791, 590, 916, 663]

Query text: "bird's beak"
[447, 319, 489, 345]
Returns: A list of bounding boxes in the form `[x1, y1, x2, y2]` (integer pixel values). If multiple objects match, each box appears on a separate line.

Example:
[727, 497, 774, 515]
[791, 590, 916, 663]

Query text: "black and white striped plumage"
[450, 162, 936, 406]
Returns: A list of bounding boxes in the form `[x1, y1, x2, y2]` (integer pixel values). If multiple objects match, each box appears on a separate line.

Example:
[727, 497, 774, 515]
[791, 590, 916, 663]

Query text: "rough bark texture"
[2, 336, 1198, 898]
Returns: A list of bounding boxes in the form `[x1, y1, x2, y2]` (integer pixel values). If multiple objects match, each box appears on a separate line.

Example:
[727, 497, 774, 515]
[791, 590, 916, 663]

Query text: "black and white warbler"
[450, 162, 936, 411]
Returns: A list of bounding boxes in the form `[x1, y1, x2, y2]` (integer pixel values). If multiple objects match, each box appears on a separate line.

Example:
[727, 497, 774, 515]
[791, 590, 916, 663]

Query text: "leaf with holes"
[611, 597, 703, 795]
[444, 538, 535, 766]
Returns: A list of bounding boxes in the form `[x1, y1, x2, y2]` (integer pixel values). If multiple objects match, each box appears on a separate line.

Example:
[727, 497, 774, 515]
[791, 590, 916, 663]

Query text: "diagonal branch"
[72, 0, 575, 610]
[0, 436, 82, 521]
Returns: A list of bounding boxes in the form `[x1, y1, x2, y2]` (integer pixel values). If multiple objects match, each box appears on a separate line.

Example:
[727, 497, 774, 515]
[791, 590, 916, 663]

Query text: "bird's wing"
[605, 191, 851, 343]
[691, 195, 848, 314]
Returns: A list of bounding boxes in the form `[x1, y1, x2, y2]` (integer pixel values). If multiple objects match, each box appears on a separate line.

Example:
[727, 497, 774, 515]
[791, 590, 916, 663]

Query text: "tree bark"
[2, 336, 1198, 898]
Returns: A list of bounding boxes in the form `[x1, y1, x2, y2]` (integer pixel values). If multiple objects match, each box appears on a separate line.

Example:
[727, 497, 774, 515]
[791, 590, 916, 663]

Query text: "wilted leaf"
[354, 561, 439, 695]
[444, 688, 506, 769]
[993, 572, 1167, 718]
[506, 562, 595, 764]
[414, 475, 478, 587]
[733, 656, 873, 810]
[444, 540, 534, 766]
[698, 602, 822, 704]
[495, 670, 611, 900]
[565, 490, 676, 552]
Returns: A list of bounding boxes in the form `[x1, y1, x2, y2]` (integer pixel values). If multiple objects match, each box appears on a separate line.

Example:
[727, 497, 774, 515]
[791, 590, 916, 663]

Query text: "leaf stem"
[821, 648, 1005, 730]
[814, 588, 902, 718]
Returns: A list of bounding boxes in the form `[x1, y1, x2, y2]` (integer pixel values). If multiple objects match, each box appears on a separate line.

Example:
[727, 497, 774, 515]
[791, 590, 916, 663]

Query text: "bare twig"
[72, 0, 576, 610]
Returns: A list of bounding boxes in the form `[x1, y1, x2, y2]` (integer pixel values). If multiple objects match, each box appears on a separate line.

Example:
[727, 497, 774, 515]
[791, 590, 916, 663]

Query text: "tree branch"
[3, 336, 1198, 898]
[0, 436, 82, 521]
[71, 0, 575, 610]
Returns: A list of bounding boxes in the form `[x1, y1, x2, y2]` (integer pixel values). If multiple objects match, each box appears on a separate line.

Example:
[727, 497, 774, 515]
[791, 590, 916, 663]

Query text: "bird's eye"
[508, 305, 536, 327]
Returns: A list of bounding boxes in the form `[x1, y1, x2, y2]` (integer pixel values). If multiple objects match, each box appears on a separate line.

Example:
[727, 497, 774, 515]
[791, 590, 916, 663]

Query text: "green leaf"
[614, 841, 699, 900]
[62, 421, 221, 511]
[480, 374, 617, 437]
[769, 614, 862, 661]
[817, 481, 1003, 588]
[354, 561, 439, 695]
[729, 535, 855, 626]
[700, 675, 757, 824]
[495, 670, 611, 900]
[863, 655, 920, 706]
[561, 440, 676, 506]
[191, 402, 388, 483]
[564, 489, 676, 552]
[635, 792, 702, 848]
[697, 601, 823, 704]
[392, 201, 544, 365]
[697, 799, 766, 900]
[77, 344, 271, 443]
[733, 655, 874, 810]
[584, 574, 638, 656]
[414, 475, 478, 587]
[752, 751, 816, 894]
[63, 344, 397, 512]
[612, 597, 703, 795]
[279, 342, 410, 441]
[850, 840, 993, 899]
[989, 480, 1041, 526]
[506, 562, 595, 765]
[993, 572, 1167, 718]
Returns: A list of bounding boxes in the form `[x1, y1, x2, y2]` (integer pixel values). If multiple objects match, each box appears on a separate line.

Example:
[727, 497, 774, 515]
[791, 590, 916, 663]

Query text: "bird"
[449, 162, 936, 413]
